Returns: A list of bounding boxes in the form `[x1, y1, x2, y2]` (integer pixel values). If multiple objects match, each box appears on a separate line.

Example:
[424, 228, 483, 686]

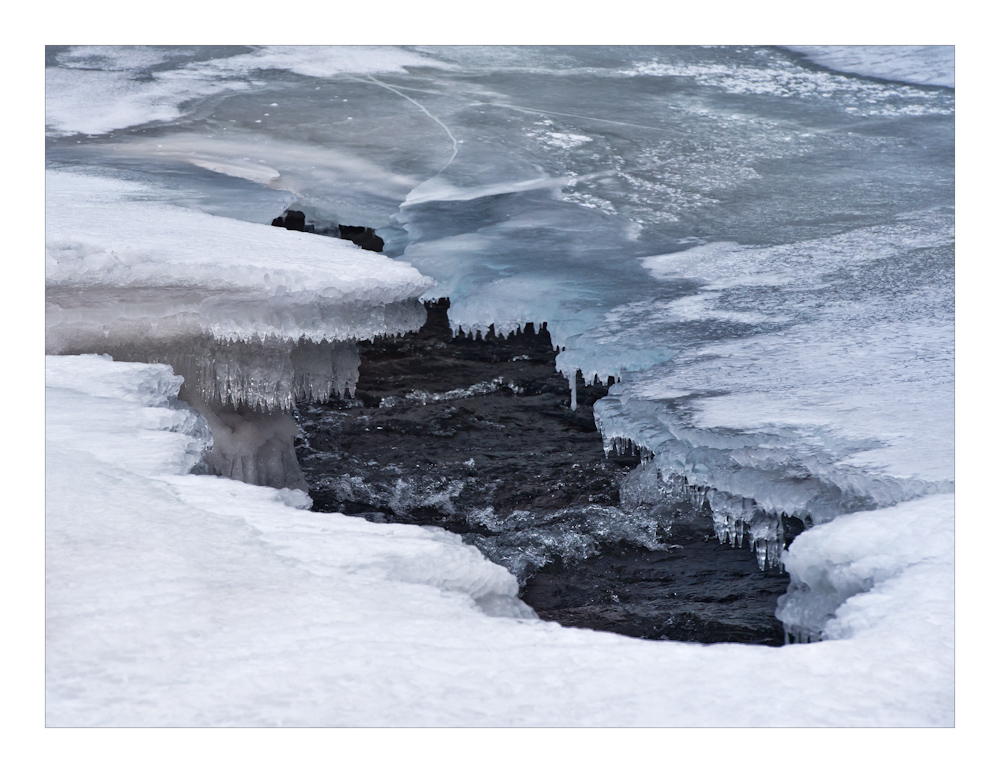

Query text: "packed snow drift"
[46, 354, 953, 726]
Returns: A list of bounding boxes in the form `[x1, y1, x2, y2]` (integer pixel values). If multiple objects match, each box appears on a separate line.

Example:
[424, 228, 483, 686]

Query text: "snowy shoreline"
[43, 44, 955, 727]
[46, 354, 954, 726]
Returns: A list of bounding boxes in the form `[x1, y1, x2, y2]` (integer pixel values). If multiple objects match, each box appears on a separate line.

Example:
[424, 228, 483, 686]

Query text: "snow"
[199, 45, 444, 80]
[783, 45, 955, 89]
[41, 43, 956, 729]
[45, 354, 954, 726]
[44, 168, 436, 489]
[777, 494, 954, 644]
[45, 169, 435, 347]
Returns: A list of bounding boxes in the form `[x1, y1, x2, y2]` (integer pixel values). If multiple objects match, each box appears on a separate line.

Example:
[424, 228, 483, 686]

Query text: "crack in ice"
[361, 74, 459, 175]
[478, 101, 680, 135]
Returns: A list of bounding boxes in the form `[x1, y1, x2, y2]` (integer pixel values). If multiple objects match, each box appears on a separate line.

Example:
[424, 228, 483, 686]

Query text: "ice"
[195, 45, 444, 80]
[63, 336, 362, 490]
[45, 171, 433, 337]
[49, 45, 953, 396]
[401, 175, 573, 208]
[55, 45, 177, 71]
[46, 46, 445, 137]
[45, 43, 952, 550]
[622, 48, 954, 115]
[108, 132, 427, 227]
[595, 211, 954, 565]
[45, 353, 954, 726]
[44, 46, 954, 725]
[45, 169, 433, 353]
[45, 54, 249, 137]
[46, 169, 434, 487]
[782, 45, 955, 89]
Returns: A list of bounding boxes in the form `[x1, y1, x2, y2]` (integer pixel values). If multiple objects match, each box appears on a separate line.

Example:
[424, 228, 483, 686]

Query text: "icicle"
[569, 372, 578, 411]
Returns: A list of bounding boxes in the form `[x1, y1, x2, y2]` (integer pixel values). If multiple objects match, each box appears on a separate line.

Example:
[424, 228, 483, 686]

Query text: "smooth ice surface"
[46, 45, 444, 137]
[45, 169, 434, 347]
[783, 45, 955, 88]
[46, 355, 954, 726]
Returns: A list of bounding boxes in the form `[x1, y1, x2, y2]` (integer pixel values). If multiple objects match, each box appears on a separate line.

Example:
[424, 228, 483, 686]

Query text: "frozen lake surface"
[45, 45, 954, 725]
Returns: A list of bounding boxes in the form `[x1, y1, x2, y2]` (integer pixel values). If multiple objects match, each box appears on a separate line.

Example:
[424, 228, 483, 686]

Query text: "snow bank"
[777, 494, 954, 644]
[45, 354, 954, 726]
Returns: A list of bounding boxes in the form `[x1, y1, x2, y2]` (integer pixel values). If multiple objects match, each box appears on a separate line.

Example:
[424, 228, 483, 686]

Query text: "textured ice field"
[45, 354, 954, 726]
[595, 210, 955, 539]
[45, 46, 442, 137]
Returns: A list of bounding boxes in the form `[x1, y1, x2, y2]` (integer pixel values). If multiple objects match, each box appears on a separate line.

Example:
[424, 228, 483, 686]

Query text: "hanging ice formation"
[47, 333, 373, 490]
[602, 430, 784, 570]
[595, 383, 951, 574]
[45, 170, 435, 490]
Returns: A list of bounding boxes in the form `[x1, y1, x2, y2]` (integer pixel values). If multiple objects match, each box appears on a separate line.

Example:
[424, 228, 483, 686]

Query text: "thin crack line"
[476, 101, 676, 135]
[362, 74, 459, 175]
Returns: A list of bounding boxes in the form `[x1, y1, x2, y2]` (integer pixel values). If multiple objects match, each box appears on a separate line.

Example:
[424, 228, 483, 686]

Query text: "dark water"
[295, 300, 792, 645]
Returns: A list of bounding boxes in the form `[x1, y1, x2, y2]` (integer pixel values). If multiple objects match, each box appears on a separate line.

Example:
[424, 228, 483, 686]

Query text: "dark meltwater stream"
[295, 300, 796, 645]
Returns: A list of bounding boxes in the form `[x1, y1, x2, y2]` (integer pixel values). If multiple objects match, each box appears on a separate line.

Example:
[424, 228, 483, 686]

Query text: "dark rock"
[338, 225, 385, 252]
[270, 209, 384, 252]
[272, 209, 307, 232]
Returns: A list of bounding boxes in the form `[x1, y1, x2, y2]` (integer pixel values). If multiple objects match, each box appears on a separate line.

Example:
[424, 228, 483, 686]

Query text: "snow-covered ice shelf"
[45, 169, 434, 348]
[594, 212, 955, 569]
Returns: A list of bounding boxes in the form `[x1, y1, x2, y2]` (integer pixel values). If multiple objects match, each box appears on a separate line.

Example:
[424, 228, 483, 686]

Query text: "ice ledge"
[594, 390, 953, 572]
[46, 170, 436, 347]
[45, 169, 440, 489]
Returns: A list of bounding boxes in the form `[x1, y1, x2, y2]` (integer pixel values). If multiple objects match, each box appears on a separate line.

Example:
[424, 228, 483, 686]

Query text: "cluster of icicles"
[602, 433, 786, 571]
